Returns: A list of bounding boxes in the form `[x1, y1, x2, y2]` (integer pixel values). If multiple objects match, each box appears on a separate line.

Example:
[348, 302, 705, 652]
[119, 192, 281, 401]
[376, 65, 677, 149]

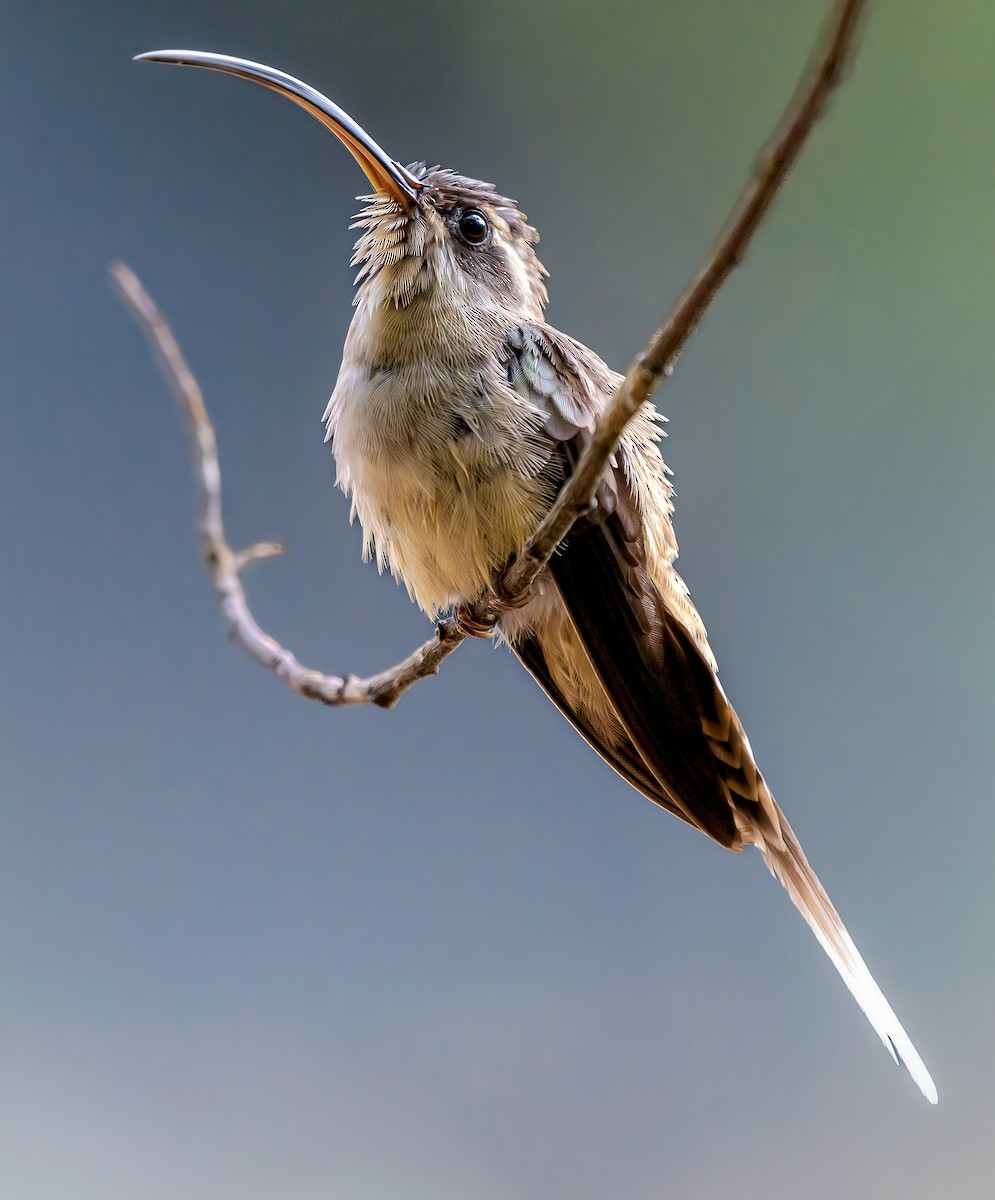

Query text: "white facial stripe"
[494, 225, 535, 310]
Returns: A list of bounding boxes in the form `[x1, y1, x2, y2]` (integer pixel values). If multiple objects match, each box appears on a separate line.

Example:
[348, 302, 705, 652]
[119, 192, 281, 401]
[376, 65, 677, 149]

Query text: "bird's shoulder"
[499, 320, 620, 440]
[499, 319, 716, 672]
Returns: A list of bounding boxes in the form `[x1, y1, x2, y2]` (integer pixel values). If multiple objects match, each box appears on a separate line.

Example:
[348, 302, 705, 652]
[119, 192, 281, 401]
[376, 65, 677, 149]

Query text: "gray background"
[2, 1, 993, 1196]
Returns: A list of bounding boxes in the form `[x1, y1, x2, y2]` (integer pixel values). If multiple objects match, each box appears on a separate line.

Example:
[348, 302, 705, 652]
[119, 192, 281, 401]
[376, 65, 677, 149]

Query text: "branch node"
[234, 541, 286, 572]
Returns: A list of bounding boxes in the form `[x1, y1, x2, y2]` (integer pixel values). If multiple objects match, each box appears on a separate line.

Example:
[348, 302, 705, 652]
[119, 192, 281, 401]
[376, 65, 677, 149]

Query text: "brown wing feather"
[547, 466, 739, 847]
[512, 631, 698, 831]
[503, 321, 782, 852]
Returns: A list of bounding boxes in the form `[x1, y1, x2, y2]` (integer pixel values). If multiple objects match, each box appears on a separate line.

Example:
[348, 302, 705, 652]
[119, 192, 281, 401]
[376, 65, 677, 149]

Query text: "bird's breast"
[326, 350, 554, 613]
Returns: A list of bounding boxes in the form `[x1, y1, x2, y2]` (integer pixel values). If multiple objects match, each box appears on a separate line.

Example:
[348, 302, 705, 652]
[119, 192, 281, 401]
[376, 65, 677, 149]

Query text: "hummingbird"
[137, 50, 937, 1103]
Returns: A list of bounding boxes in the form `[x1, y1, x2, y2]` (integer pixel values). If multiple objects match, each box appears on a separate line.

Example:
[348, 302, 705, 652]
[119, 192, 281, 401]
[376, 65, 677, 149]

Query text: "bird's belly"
[337, 427, 553, 614]
[329, 351, 556, 612]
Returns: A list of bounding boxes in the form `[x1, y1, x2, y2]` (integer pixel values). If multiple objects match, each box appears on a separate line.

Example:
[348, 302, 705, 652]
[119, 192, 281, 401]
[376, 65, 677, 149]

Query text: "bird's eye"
[457, 208, 489, 245]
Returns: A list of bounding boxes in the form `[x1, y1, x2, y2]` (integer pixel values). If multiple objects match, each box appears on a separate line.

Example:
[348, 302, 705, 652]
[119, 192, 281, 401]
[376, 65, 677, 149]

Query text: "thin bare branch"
[115, 0, 866, 703]
[112, 261, 466, 708]
[496, 0, 867, 603]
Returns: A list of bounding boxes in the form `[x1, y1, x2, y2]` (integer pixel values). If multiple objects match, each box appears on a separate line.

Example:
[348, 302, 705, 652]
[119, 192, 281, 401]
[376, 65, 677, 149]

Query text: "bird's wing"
[513, 628, 699, 831]
[501, 323, 781, 851]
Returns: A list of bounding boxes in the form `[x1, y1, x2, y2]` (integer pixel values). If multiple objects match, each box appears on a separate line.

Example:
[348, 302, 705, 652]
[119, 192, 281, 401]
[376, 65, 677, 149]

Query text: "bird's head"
[136, 52, 548, 322]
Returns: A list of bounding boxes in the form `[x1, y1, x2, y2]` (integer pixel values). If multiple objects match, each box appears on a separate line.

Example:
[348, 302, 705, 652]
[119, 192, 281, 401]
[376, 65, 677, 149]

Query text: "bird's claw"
[488, 566, 530, 611]
[453, 602, 497, 639]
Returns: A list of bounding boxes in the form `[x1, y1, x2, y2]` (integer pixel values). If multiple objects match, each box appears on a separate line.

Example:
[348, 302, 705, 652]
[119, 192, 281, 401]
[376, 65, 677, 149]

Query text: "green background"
[2, 1, 993, 1195]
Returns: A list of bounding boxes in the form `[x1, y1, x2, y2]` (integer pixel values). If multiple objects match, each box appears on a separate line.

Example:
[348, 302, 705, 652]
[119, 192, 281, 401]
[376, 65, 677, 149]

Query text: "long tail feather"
[754, 813, 937, 1104]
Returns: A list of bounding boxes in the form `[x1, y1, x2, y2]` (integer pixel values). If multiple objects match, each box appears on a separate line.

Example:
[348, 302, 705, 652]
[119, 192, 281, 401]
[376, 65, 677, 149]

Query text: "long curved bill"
[135, 50, 423, 209]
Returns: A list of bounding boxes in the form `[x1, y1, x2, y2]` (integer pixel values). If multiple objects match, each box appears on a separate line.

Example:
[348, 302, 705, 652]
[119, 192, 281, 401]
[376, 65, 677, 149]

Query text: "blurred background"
[2, 1, 993, 1196]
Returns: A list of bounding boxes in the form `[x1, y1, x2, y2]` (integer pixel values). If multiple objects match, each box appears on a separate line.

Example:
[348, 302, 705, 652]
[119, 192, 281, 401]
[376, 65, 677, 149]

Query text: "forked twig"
[114, 0, 867, 709]
[112, 261, 466, 708]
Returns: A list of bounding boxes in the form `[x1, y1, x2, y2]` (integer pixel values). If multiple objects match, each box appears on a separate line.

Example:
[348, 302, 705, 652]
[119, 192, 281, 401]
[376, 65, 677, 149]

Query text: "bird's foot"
[488, 564, 531, 612]
[453, 601, 497, 639]
[453, 568, 532, 639]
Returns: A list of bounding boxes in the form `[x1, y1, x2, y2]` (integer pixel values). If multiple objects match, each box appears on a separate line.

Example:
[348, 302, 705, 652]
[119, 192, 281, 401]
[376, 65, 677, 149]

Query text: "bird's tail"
[752, 810, 937, 1104]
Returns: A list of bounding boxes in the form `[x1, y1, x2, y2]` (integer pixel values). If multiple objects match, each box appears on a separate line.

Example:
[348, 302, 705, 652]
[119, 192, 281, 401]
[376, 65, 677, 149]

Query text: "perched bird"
[138, 51, 937, 1103]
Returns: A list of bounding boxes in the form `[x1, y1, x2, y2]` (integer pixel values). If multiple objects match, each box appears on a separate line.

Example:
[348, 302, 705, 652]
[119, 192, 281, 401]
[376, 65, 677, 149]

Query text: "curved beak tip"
[132, 49, 423, 209]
